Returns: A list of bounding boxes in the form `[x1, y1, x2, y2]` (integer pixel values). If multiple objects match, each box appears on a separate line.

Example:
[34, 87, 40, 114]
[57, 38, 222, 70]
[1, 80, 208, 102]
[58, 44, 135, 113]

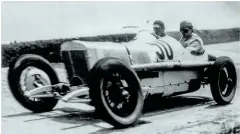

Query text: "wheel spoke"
[110, 102, 115, 107]
[102, 71, 137, 117]
[105, 90, 109, 96]
[117, 103, 123, 109]
[223, 67, 228, 77]
[222, 85, 228, 95]
[121, 80, 128, 87]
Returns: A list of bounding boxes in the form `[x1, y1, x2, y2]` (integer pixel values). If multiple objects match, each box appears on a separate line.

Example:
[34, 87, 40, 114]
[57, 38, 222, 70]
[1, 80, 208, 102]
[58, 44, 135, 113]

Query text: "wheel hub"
[102, 72, 134, 117]
[20, 67, 51, 101]
[219, 67, 233, 97]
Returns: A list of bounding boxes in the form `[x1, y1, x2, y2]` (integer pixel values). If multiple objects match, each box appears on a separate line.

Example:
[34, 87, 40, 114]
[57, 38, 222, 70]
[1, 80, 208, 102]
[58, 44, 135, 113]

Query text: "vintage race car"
[8, 30, 237, 128]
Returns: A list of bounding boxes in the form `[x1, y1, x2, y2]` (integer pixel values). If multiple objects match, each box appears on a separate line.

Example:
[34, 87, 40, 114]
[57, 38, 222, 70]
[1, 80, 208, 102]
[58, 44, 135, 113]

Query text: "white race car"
[8, 30, 237, 128]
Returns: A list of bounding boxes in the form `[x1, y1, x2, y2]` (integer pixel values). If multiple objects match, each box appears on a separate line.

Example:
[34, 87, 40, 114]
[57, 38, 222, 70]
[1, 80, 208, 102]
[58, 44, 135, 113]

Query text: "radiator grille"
[61, 50, 89, 83]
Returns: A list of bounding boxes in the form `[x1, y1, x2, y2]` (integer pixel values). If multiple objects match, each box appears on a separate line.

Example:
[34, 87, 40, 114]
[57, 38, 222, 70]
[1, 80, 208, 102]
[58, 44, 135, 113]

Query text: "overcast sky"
[1, 1, 240, 43]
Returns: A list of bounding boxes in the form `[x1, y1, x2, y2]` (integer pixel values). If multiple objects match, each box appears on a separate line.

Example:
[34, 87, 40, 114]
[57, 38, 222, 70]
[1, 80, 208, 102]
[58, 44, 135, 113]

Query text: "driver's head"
[180, 21, 193, 38]
[153, 20, 166, 37]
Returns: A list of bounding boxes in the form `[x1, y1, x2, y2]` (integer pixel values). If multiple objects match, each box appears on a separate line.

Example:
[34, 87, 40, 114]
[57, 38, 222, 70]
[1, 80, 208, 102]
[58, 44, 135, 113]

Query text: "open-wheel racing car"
[8, 30, 237, 128]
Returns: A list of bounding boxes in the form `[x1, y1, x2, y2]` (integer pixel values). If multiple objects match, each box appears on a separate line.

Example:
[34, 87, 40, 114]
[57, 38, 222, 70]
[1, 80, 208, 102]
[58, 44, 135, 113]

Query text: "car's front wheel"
[8, 54, 59, 112]
[88, 58, 144, 128]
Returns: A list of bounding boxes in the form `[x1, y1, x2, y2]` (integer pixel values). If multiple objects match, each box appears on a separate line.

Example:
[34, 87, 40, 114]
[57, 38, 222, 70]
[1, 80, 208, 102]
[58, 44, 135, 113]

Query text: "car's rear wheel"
[209, 56, 237, 105]
[88, 58, 143, 128]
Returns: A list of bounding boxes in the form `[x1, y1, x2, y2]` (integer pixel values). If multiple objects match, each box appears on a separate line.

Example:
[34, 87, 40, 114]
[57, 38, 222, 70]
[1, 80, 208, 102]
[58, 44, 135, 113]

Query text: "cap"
[153, 20, 165, 28]
[180, 21, 193, 29]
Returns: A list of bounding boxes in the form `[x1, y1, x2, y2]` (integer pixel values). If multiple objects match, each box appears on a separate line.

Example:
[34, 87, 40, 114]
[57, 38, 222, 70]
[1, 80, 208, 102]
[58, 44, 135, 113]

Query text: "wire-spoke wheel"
[89, 58, 143, 128]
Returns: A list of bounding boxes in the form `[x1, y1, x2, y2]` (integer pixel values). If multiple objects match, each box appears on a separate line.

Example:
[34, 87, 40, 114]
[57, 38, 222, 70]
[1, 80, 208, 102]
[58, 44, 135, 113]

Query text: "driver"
[133, 20, 178, 43]
[152, 20, 185, 58]
[152, 20, 166, 38]
[152, 20, 182, 43]
[152, 20, 174, 41]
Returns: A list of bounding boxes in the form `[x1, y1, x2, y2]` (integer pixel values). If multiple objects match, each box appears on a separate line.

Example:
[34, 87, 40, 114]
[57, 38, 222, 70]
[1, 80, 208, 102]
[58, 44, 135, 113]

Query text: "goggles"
[180, 28, 190, 33]
[154, 26, 163, 30]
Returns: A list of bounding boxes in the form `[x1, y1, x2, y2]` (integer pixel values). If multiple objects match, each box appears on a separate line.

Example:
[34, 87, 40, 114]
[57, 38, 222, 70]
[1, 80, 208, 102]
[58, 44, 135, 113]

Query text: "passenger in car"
[179, 21, 205, 56]
[179, 21, 216, 61]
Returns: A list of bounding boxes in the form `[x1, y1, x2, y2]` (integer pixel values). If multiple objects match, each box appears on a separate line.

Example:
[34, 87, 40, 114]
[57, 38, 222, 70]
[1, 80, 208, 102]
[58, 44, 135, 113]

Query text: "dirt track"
[2, 42, 240, 134]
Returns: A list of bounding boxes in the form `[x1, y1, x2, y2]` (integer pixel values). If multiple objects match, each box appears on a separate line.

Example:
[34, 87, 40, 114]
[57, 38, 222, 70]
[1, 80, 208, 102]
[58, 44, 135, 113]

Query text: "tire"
[8, 54, 59, 112]
[209, 56, 237, 105]
[88, 58, 143, 128]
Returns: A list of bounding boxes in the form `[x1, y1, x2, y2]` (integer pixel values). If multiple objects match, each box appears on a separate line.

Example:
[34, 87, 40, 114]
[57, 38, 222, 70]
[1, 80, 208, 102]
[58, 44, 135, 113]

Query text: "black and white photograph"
[1, 1, 240, 134]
